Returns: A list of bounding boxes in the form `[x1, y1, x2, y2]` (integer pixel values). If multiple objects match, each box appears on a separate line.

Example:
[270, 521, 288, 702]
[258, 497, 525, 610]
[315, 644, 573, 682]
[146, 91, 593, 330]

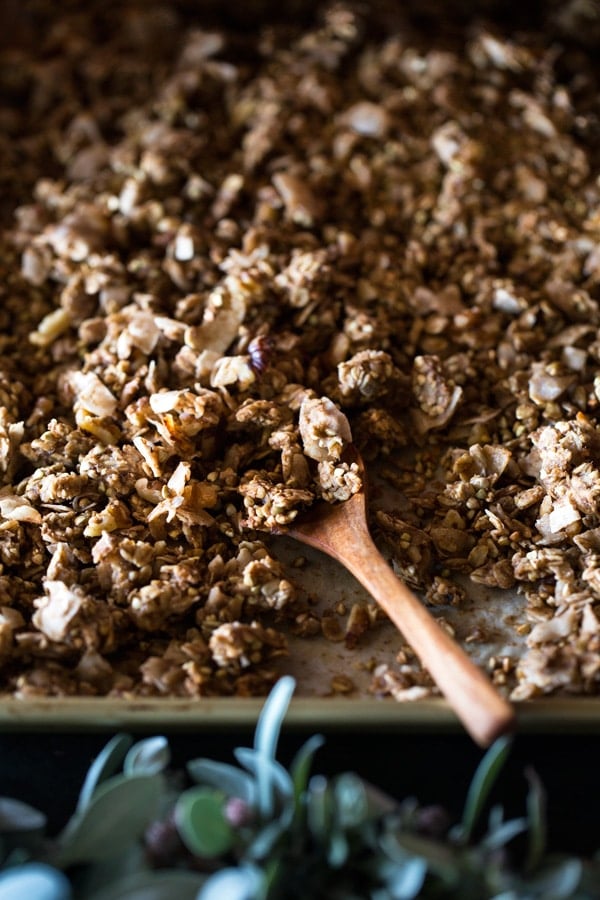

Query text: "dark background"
[1, 725, 598, 854]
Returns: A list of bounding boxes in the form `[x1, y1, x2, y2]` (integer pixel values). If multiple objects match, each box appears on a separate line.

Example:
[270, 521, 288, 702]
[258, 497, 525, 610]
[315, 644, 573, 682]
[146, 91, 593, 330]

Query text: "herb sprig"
[0, 678, 597, 899]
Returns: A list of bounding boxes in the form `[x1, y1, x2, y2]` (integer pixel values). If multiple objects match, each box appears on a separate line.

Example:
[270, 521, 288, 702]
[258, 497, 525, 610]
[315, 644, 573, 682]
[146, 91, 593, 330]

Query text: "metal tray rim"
[1, 696, 600, 732]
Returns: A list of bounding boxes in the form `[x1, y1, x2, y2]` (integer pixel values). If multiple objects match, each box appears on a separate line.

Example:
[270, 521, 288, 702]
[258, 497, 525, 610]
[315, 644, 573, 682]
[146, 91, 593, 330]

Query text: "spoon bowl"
[281, 446, 515, 747]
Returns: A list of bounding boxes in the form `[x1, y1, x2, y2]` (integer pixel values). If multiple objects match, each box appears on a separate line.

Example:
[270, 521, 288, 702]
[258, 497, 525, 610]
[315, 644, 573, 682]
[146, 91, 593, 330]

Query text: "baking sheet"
[274, 536, 526, 695]
[1, 535, 599, 732]
[1, 1, 599, 734]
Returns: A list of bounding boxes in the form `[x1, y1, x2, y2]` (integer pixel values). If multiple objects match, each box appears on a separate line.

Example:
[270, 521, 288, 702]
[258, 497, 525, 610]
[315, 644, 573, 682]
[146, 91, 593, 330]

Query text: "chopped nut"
[1, 1, 599, 703]
[330, 674, 356, 694]
[321, 613, 345, 643]
[425, 576, 464, 607]
[272, 172, 321, 227]
[298, 396, 353, 463]
[344, 603, 372, 649]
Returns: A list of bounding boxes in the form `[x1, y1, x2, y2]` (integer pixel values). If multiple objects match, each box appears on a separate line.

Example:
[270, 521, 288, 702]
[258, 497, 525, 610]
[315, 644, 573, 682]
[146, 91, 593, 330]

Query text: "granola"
[0, 1, 599, 700]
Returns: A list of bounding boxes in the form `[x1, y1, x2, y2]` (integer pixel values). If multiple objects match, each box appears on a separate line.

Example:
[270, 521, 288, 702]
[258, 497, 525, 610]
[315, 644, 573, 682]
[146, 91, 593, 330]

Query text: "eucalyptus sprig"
[0, 677, 597, 899]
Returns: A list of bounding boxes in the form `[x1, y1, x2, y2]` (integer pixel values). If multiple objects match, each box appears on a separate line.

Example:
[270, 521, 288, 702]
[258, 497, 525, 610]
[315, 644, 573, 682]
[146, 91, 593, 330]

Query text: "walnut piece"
[1, 1, 599, 702]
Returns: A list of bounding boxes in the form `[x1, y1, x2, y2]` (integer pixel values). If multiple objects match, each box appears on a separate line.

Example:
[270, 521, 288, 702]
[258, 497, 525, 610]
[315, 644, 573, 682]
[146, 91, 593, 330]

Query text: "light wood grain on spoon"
[282, 448, 515, 748]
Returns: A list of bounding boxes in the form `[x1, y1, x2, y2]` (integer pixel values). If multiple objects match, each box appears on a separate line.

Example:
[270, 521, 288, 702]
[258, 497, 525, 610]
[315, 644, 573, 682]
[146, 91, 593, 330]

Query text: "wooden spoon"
[281, 447, 515, 747]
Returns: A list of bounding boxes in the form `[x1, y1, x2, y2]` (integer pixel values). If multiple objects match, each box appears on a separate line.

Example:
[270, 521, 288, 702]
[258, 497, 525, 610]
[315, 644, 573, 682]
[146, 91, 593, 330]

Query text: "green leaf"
[290, 734, 325, 806]
[0, 798, 47, 861]
[77, 734, 133, 812]
[481, 817, 527, 851]
[230, 751, 294, 859]
[233, 749, 293, 813]
[174, 787, 234, 858]
[524, 857, 583, 898]
[87, 869, 207, 900]
[459, 736, 513, 843]
[385, 857, 428, 899]
[333, 773, 370, 829]
[0, 798, 46, 834]
[198, 864, 265, 900]
[69, 843, 149, 898]
[525, 766, 547, 872]
[0, 863, 71, 900]
[380, 829, 458, 881]
[245, 818, 287, 861]
[362, 782, 398, 818]
[487, 804, 505, 833]
[327, 827, 349, 868]
[253, 676, 295, 817]
[123, 737, 170, 777]
[53, 773, 162, 867]
[306, 775, 331, 842]
[254, 676, 295, 763]
[187, 759, 256, 805]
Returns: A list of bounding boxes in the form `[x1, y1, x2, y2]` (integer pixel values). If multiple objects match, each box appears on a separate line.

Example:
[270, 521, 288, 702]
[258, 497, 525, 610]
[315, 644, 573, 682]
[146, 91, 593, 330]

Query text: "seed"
[330, 674, 355, 694]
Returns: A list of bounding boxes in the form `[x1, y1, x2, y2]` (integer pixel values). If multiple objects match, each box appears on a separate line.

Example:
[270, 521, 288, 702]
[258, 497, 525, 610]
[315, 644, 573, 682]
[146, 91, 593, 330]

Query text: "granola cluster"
[1, 1, 600, 699]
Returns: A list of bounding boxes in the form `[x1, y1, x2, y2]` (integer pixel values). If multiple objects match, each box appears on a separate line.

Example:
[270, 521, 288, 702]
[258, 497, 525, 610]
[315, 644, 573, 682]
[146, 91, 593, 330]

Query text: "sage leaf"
[174, 787, 234, 858]
[69, 844, 148, 898]
[253, 675, 295, 817]
[123, 737, 170, 776]
[245, 819, 287, 860]
[290, 734, 324, 805]
[525, 857, 583, 898]
[234, 749, 293, 809]
[77, 734, 133, 812]
[362, 781, 398, 818]
[333, 772, 370, 829]
[459, 736, 513, 843]
[0, 798, 46, 834]
[579, 859, 600, 895]
[487, 804, 505, 833]
[385, 857, 428, 899]
[198, 864, 265, 900]
[0, 798, 47, 860]
[87, 869, 207, 900]
[482, 817, 527, 851]
[525, 766, 546, 872]
[327, 827, 349, 868]
[54, 773, 162, 867]
[306, 775, 331, 842]
[186, 759, 256, 805]
[380, 829, 457, 880]
[0, 863, 71, 900]
[254, 675, 295, 763]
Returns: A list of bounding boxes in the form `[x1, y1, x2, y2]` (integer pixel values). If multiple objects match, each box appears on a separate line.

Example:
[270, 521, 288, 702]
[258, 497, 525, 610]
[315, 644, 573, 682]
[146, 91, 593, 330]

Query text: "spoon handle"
[304, 518, 515, 747]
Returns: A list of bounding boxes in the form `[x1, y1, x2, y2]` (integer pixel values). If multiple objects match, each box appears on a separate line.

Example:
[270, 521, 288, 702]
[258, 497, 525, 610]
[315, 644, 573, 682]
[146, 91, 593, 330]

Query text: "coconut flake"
[210, 355, 256, 390]
[174, 231, 195, 261]
[32, 581, 86, 642]
[149, 389, 182, 415]
[0, 495, 42, 524]
[70, 371, 118, 417]
[528, 607, 578, 644]
[548, 497, 580, 534]
[342, 101, 389, 138]
[127, 310, 161, 354]
[29, 308, 72, 347]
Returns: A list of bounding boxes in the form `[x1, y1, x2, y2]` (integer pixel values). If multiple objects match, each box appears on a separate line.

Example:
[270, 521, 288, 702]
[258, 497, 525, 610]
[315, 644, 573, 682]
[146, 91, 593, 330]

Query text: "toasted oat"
[1, 1, 599, 701]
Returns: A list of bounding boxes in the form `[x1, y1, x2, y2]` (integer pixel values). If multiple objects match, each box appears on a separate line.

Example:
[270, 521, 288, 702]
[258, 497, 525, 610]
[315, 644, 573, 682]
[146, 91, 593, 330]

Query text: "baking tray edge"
[0, 697, 600, 732]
